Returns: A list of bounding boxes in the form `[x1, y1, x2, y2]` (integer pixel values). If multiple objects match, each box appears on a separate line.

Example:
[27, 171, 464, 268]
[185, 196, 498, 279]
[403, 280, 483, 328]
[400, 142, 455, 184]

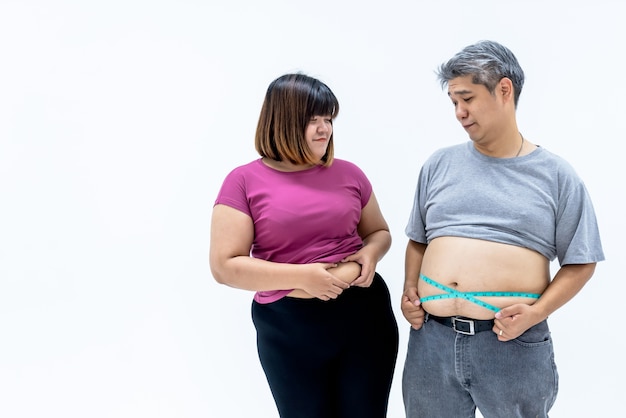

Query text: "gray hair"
[436, 40, 525, 107]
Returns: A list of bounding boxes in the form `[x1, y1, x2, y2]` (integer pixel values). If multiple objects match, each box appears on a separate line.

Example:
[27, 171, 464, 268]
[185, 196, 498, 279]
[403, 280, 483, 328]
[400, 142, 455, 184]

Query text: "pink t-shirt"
[214, 158, 372, 303]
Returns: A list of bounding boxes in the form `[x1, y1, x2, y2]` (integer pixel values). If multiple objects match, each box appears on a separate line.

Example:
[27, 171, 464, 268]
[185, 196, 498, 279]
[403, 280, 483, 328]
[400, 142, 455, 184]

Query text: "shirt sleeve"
[214, 167, 252, 217]
[405, 164, 429, 244]
[556, 180, 605, 266]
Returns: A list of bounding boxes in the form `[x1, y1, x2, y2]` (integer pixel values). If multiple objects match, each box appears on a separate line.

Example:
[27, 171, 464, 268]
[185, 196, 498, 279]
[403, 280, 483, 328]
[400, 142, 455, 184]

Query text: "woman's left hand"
[342, 250, 376, 287]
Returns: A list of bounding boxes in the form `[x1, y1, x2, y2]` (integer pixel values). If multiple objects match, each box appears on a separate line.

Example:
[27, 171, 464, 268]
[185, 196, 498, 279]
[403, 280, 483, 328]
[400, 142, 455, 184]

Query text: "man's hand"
[401, 287, 425, 330]
[493, 303, 543, 341]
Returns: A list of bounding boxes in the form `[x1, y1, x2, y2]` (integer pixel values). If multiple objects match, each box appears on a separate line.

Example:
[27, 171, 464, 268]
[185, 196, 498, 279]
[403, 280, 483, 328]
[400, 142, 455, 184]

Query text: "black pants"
[252, 273, 399, 418]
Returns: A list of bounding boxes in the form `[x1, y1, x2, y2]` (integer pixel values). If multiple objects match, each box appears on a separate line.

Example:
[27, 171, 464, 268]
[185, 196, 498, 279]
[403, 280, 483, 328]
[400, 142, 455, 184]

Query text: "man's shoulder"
[424, 142, 468, 164]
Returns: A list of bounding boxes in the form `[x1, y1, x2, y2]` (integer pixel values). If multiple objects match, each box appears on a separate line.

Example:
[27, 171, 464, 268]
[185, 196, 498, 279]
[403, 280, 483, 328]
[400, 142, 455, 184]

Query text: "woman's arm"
[209, 204, 350, 300]
[342, 192, 391, 287]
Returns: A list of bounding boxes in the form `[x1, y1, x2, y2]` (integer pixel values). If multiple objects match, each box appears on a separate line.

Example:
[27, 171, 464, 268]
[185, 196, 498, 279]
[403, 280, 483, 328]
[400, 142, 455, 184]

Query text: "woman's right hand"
[297, 263, 352, 301]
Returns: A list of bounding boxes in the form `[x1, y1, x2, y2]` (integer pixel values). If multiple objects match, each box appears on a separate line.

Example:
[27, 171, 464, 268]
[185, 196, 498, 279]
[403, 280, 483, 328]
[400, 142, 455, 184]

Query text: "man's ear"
[499, 77, 514, 103]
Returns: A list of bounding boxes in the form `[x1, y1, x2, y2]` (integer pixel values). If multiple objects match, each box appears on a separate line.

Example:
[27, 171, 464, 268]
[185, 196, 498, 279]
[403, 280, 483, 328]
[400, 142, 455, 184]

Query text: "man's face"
[447, 75, 504, 143]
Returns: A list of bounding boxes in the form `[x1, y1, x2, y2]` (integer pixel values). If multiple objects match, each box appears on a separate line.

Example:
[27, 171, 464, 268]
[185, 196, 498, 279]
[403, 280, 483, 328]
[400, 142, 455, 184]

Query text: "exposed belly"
[419, 237, 550, 319]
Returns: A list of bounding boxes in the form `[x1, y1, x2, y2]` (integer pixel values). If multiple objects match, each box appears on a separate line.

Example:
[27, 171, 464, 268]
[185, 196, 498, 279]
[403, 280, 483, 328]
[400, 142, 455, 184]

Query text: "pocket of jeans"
[511, 324, 552, 348]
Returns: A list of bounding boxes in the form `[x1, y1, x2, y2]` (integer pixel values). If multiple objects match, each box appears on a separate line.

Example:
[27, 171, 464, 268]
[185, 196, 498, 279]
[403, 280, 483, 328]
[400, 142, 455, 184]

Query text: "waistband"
[427, 313, 494, 335]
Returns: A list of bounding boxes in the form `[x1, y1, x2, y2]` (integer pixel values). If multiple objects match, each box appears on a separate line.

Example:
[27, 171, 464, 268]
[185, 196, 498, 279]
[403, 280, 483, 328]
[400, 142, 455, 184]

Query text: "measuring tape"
[419, 274, 540, 313]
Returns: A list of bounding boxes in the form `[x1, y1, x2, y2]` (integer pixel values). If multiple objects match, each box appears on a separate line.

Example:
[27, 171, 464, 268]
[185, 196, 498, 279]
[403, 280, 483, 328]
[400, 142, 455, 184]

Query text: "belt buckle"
[451, 317, 475, 335]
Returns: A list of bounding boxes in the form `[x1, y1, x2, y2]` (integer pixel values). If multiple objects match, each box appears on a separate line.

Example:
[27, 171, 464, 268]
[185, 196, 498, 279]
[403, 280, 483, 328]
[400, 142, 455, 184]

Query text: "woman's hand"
[299, 263, 351, 301]
[342, 249, 376, 287]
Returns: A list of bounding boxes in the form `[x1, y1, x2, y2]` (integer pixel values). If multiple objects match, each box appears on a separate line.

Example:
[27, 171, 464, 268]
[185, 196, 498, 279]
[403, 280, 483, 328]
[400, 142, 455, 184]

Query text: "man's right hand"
[401, 287, 425, 330]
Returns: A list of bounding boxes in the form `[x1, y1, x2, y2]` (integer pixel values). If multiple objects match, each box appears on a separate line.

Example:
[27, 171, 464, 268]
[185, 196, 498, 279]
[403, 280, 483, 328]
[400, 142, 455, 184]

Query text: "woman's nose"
[317, 121, 330, 133]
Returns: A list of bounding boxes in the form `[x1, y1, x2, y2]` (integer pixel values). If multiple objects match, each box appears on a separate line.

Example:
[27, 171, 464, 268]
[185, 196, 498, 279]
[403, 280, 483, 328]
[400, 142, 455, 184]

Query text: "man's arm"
[494, 263, 596, 340]
[401, 239, 427, 330]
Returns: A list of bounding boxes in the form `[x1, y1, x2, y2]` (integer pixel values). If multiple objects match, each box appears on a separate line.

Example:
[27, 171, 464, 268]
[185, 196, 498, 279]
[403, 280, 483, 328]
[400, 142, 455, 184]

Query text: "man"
[401, 40, 604, 418]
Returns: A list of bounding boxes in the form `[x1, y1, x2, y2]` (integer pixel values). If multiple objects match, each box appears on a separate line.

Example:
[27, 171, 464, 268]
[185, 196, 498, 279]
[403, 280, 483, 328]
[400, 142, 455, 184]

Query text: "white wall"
[1, 1, 623, 417]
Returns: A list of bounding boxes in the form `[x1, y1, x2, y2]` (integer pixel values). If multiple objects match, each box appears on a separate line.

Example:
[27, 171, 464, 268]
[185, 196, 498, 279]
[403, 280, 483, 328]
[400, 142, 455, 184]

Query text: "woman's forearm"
[212, 255, 309, 291]
[362, 229, 392, 261]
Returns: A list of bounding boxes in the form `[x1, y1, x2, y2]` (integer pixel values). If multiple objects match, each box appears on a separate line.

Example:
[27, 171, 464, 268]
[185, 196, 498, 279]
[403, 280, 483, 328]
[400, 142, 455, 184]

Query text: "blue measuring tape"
[419, 274, 540, 313]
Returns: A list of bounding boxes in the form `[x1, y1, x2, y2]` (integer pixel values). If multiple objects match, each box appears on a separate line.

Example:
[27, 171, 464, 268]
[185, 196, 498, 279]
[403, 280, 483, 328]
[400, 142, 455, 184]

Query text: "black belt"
[427, 314, 494, 335]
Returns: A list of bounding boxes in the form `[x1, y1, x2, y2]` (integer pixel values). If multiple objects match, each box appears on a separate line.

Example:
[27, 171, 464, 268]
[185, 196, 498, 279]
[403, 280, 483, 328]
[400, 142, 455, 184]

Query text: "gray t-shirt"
[405, 141, 604, 266]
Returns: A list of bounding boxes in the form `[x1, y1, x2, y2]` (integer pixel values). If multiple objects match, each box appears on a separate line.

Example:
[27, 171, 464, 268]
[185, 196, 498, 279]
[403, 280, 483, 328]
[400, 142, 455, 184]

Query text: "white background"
[1, 1, 624, 417]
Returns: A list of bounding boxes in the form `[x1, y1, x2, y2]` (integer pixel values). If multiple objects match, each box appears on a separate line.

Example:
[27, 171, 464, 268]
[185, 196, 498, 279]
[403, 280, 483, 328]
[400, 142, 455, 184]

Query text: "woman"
[210, 73, 398, 418]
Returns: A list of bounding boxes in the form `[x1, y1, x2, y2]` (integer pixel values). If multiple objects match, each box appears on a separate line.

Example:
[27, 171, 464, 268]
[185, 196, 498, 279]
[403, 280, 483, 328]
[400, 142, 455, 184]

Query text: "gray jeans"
[402, 315, 558, 418]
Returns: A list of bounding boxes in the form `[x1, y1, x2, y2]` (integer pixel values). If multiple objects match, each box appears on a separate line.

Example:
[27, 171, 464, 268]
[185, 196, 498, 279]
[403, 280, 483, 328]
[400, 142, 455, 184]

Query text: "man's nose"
[455, 103, 467, 120]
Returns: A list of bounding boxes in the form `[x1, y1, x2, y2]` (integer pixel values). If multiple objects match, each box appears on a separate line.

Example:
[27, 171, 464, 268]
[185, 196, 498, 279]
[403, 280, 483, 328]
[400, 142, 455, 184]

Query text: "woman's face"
[305, 115, 333, 162]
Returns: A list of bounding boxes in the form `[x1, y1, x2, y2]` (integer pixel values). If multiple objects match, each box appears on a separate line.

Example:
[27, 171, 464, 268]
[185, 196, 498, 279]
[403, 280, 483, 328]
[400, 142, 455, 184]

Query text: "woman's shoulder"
[224, 159, 264, 177]
[328, 158, 369, 177]
[330, 157, 358, 168]
[331, 158, 369, 171]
